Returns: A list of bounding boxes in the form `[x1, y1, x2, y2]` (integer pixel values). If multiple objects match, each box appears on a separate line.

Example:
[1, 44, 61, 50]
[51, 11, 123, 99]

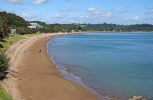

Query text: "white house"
[28, 23, 42, 29]
[11, 29, 16, 34]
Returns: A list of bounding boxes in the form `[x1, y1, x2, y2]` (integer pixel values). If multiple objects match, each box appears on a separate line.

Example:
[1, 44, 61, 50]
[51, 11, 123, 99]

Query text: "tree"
[77, 25, 82, 31]
[0, 25, 4, 39]
[0, 11, 29, 28]
[0, 54, 9, 79]
[0, 16, 4, 39]
[16, 27, 34, 35]
[2, 19, 10, 37]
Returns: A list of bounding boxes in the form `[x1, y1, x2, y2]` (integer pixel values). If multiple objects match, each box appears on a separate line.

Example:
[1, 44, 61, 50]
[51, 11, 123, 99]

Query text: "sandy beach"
[1, 33, 96, 100]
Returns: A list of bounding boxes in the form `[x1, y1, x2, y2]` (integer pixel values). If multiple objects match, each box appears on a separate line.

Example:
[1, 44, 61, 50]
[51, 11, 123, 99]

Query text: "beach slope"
[3, 33, 96, 100]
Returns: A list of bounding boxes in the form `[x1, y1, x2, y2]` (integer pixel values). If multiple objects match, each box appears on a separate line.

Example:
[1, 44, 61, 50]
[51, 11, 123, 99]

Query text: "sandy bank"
[1, 33, 96, 100]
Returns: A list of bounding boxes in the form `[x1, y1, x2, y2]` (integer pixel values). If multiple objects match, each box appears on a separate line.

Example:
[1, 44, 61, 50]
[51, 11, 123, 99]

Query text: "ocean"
[47, 32, 153, 99]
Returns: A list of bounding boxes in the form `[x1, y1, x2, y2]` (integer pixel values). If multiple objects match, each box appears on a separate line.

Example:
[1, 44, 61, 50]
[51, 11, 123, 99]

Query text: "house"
[11, 29, 16, 34]
[28, 23, 42, 29]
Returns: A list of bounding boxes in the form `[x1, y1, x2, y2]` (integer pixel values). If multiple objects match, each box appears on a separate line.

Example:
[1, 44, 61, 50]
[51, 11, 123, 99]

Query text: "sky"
[0, 0, 153, 24]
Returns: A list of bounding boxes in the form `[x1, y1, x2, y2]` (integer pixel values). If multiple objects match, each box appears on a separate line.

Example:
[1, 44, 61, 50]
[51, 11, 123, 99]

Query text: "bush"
[16, 27, 36, 35]
[30, 28, 37, 33]
[16, 27, 28, 35]
[0, 86, 12, 100]
[0, 53, 9, 78]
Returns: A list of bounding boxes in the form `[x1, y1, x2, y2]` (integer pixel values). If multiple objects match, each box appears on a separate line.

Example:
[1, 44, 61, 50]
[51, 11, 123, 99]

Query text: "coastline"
[47, 33, 122, 100]
[2, 33, 96, 100]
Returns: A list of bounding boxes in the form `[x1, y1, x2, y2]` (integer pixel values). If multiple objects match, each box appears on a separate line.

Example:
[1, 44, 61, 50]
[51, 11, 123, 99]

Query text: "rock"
[7, 69, 19, 78]
[39, 49, 41, 53]
[18, 78, 22, 80]
[129, 96, 146, 100]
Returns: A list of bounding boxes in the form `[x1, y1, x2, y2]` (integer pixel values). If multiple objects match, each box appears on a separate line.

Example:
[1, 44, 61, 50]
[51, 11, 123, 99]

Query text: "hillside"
[0, 11, 29, 28]
[1, 11, 153, 34]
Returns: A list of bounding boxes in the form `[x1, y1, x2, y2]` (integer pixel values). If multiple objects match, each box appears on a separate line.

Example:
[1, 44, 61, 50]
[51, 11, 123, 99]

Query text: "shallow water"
[47, 32, 153, 99]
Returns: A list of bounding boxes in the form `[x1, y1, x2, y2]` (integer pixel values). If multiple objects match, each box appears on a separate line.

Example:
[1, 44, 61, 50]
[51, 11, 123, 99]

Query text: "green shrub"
[0, 53, 9, 78]
[30, 28, 37, 34]
[0, 86, 12, 100]
[16, 27, 36, 35]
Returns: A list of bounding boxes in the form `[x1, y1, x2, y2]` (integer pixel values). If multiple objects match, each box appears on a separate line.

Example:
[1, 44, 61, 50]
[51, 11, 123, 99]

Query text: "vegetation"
[1, 11, 153, 35]
[16, 27, 37, 35]
[0, 86, 12, 100]
[0, 11, 29, 28]
[60, 23, 153, 32]
[0, 11, 35, 35]
[2, 20, 10, 36]
[0, 34, 22, 79]
[0, 54, 9, 79]
[29, 23, 153, 33]
[28, 21, 153, 33]
[0, 13, 10, 79]
[0, 34, 41, 53]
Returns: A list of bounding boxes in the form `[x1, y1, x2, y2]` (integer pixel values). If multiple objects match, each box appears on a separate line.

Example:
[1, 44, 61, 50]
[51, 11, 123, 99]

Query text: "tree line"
[30, 23, 153, 33]
[1, 11, 153, 38]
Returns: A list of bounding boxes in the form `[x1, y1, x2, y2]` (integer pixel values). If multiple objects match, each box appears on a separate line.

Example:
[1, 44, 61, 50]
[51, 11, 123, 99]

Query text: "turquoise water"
[47, 32, 153, 99]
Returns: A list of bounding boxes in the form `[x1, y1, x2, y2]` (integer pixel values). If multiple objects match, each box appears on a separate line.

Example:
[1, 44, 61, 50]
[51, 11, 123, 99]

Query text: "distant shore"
[2, 33, 96, 100]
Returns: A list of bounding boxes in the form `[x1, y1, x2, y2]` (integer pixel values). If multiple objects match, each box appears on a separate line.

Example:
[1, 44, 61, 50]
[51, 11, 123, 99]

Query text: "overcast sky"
[0, 0, 153, 24]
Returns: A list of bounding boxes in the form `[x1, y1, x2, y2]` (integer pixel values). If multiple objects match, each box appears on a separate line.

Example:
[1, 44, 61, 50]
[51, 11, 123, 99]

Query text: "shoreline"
[47, 32, 153, 100]
[47, 34, 122, 100]
[2, 33, 96, 100]
[47, 38, 100, 97]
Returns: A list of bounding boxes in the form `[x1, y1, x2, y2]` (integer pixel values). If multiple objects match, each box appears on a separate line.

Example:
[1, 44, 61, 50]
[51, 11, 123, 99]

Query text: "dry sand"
[1, 33, 96, 100]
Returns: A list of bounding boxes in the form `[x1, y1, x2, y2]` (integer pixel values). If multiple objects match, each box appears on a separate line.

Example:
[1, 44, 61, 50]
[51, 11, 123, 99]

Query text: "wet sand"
[2, 33, 96, 100]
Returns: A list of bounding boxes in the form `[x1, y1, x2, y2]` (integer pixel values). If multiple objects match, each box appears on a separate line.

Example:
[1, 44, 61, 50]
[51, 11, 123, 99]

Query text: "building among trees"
[28, 23, 42, 29]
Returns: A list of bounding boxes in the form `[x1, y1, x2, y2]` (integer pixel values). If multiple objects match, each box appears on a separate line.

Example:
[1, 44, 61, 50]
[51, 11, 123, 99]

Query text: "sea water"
[47, 32, 153, 99]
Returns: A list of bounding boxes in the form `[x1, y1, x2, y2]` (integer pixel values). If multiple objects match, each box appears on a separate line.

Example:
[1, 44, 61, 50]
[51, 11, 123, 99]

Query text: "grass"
[0, 33, 41, 100]
[0, 86, 12, 100]
[0, 33, 41, 54]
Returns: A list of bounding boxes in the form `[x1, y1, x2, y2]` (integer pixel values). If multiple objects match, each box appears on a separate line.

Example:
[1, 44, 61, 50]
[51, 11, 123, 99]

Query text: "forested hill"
[74, 23, 153, 32]
[0, 11, 37, 35]
[0, 11, 153, 34]
[0, 11, 29, 28]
